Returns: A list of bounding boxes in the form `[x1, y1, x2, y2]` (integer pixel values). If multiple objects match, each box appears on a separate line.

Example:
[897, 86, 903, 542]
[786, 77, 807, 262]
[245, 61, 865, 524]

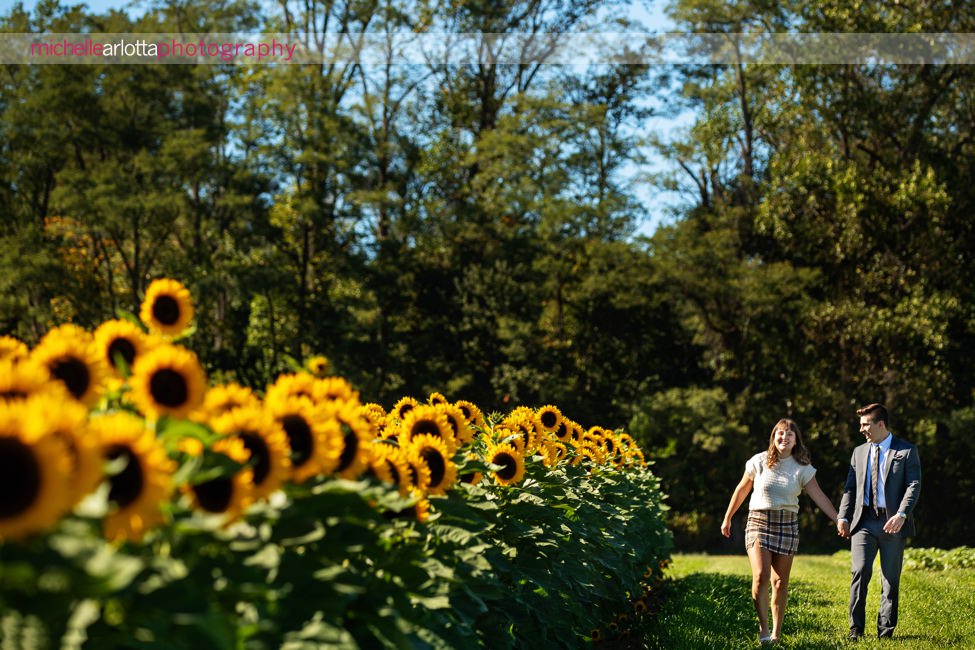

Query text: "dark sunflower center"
[108, 337, 137, 368]
[386, 461, 400, 485]
[398, 403, 414, 418]
[239, 432, 271, 485]
[444, 414, 459, 436]
[493, 452, 518, 480]
[149, 369, 189, 407]
[337, 425, 359, 471]
[605, 440, 616, 453]
[152, 295, 181, 326]
[281, 415, 313, 467]
[540, 411, 557, 429]
[420, 448, 446, 487]
[406, 463, 419, 487]
[193, 477, 233, 513]
[458, 405, 471, 419]
[51, 356, 91, 399]
[0, 438, 41, 518]
[411, 419, 441, 439]
[555, 422, 569, 440]
[106, 444, 144, 509]
[1, 390, 27, 401]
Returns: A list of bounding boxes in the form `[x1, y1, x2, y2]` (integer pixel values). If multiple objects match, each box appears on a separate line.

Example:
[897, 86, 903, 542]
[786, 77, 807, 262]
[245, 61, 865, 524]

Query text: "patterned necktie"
[870, 444, 880, 515]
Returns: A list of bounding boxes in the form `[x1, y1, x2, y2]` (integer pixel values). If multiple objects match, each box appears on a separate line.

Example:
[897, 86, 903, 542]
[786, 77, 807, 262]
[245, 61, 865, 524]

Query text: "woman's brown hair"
[766, 418, 811, 468]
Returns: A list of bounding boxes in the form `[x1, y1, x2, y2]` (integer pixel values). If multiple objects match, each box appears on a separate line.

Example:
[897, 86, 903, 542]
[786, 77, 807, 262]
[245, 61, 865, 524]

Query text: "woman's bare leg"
[769, 552, 795, 640]
[747, 541, 772, 638]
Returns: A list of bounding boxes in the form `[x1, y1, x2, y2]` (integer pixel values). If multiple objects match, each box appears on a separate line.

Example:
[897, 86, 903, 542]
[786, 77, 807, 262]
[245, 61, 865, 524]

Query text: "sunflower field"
[0, 279, 672, 649]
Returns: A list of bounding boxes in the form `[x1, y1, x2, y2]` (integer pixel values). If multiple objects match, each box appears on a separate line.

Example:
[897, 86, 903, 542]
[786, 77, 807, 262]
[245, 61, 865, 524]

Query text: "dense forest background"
[3, 0, 974, 550]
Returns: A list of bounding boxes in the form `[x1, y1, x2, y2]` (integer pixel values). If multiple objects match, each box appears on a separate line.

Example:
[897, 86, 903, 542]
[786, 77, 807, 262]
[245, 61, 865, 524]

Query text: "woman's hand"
[721, 518, 732, 538]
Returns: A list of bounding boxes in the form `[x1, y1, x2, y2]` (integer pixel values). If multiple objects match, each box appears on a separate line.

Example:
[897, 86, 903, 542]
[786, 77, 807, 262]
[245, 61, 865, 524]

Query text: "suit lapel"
[882, 436, 898, 481]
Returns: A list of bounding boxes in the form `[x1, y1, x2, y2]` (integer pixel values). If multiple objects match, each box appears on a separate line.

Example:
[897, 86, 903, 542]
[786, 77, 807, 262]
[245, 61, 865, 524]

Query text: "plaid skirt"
[745, 509, 799, 556]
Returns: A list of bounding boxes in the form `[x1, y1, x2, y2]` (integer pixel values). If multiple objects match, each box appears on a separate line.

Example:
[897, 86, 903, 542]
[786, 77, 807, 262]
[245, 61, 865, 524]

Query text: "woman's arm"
[721, 474, 754, 538]
[803, 477, 838, 522]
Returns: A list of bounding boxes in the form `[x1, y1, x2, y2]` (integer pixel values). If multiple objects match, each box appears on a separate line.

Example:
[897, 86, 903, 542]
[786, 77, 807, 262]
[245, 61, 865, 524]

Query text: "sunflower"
[571, 443, 603, 469]
[427, 391, 448, 406]
[30, 394, 101, 508]
[633, 596, 649, 615]
[485, 441, 526, 486]
[330, 402, 373, 480]
[454, 399, 486, 431]
[140, 278, 194, 337]
[0, 400, 72, 540]
[129, 345, 206, 420]
[31, 325, 106, 407]
[269, 398, 343, 482]
[186, 437, 253, 524]
[400, 405, 456, 454]
[0, 358, 63, 403]
[0, 336, 28, 363]
[93, 319, 152, 378]
[194, 382, 262, 421]
[501, 411, 537, 455]
[552, 418, 574, 443]
[383, 489, 431, 523]
[546, 441, 569, 466]
[91, 413, 175, 543]
[627, 447, 647, 466]
[600, 432, 619, 457]
[313, 377, 358, 405]
[265, 372, 318, 411]
[534, 405, 563, 435]
[565, 419, 585, 445]
[402, 449, 432, 493]
[616, 432, 636, 450]
[211, 406, 291, 501]
[459, 452, 483, 486]
[436, 402, 473, 446]
[407, 434, 456, 496]
[359, 403, 388, 438]
[391, 396, 419, 421]
[305, 355, 330, 377]
[380, 419, 403, 443]
[494, 425, 525, 454]
[413, 493, 431, 523]
[368, 443, 411, 495]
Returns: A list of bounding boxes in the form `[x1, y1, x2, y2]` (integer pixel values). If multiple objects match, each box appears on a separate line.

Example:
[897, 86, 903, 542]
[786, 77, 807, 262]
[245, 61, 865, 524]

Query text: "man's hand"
[883, 515, 905, 535]
[837, 520, 850, 538]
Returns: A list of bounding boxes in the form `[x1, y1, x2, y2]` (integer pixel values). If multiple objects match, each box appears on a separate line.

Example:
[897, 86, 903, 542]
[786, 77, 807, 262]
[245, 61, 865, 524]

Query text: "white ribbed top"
[745, 452, 817, 513]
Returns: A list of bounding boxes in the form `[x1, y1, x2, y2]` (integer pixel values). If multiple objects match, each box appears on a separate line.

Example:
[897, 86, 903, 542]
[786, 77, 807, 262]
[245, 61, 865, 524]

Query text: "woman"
[721, 419, 839, 644]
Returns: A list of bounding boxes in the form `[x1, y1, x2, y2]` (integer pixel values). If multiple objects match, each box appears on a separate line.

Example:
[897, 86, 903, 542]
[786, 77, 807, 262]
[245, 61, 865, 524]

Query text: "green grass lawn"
[638, 552, 975, 649]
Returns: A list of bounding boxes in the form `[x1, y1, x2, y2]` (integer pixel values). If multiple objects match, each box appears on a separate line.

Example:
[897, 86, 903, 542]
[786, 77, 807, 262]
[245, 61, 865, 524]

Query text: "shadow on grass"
[633, 573, 846, 650]
[637, 572, 756, 650]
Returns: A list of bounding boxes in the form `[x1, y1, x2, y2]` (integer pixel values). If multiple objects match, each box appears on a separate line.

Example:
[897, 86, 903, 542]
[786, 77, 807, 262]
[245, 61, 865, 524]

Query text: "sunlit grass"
[639, 552, 975, 649]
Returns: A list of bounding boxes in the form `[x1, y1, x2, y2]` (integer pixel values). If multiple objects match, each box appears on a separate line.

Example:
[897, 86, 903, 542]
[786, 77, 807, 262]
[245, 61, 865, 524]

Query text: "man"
[837, 403, 921, 641]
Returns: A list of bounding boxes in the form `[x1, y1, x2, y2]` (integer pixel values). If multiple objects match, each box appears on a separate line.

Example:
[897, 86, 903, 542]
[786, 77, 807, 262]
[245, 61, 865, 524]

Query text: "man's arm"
[836, 451, 858, 538]
[895, 444, 922, 516]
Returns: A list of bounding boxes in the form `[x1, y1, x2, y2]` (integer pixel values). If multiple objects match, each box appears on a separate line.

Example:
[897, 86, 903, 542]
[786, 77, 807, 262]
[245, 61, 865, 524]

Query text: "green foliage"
[0, 464, 670, 649]
[903, 547, 975, 571]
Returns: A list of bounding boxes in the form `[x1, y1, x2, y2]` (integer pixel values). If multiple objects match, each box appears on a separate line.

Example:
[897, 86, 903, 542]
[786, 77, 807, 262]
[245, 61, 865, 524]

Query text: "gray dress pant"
[849, 509, 905, 637]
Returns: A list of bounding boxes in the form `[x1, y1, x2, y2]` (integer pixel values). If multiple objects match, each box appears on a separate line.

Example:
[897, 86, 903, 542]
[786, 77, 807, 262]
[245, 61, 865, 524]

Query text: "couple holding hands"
[721, 403, 922, 644]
